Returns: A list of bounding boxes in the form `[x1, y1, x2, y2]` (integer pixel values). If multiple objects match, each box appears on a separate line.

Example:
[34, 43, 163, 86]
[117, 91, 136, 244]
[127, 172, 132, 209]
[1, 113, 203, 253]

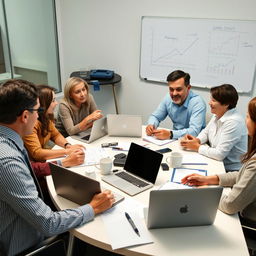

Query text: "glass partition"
[0, 0, 61, 91]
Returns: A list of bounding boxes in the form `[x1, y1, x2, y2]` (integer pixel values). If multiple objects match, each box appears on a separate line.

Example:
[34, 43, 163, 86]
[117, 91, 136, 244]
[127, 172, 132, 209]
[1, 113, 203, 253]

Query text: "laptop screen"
[124, 143, 163, 183]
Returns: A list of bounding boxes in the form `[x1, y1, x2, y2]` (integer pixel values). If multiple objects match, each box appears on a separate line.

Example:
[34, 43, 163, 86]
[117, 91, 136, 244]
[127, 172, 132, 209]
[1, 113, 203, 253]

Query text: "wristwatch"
[64, 142, 71, 148]
[170, 131, 173, 139]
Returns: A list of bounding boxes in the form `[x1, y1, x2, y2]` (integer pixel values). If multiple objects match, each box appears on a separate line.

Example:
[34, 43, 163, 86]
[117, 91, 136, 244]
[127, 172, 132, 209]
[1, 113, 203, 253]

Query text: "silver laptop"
[71, 117, 107, 144]
[49, 162, 124, 206]
[107, 114, 142, 137]
[101, 143, 163, 196]
[147, 186, 223, 229]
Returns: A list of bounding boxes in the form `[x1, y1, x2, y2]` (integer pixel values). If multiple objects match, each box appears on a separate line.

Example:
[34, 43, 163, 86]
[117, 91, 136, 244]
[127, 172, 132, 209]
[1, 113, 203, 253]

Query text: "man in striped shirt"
[0, 79, 114, 255]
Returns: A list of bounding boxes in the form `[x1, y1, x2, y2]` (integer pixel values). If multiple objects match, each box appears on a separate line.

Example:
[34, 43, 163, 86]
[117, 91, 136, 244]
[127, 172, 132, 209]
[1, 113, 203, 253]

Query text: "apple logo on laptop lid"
[179, 204, 188, 214]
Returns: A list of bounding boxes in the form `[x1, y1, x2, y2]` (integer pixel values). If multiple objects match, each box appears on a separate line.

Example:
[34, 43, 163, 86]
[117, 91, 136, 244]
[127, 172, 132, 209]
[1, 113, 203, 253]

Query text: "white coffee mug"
[166, 152, 183, 168]
[99, 157, 112, 175]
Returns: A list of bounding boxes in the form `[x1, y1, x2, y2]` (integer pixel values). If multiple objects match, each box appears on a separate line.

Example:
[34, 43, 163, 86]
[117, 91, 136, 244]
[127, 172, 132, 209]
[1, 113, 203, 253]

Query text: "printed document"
[82, 147, 108, 166]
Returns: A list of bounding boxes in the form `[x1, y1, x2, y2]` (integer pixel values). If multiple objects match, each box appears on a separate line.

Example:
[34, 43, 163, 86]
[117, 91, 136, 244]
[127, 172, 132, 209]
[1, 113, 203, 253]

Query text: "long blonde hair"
[63, 77, 89, 108]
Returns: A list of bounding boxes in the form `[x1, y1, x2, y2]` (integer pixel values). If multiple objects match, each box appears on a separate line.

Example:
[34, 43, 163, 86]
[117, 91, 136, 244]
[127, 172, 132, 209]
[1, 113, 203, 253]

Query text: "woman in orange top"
[23, 85, 84, 164]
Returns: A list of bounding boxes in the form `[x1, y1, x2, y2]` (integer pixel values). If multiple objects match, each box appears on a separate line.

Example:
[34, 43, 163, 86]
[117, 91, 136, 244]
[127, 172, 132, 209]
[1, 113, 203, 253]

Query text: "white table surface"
[46, 128, 249, 256]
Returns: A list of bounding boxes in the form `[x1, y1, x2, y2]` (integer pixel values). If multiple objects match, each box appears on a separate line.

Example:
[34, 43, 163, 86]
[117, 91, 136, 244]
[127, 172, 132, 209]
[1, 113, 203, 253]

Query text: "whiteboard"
[140, 16, 256, 93]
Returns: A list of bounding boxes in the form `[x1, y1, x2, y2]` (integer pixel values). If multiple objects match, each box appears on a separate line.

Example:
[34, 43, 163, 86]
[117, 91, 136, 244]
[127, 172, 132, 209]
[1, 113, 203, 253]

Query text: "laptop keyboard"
[81, 134, 90, 140]
[115, 172, 149, 188]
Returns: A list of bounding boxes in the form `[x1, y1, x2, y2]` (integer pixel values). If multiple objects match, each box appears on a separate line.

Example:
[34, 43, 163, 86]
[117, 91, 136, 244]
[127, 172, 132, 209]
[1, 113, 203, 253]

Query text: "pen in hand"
[125, 212, 140, 237]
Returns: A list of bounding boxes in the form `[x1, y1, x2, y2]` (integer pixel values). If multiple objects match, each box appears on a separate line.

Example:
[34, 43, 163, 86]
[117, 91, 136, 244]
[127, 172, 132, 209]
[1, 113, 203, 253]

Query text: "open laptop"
[49, 162, 124, 206]
[147, 186, 223, 229]
[71, 117, 107, 144]
[107, 114, 142, 137]
[101, 143, 163, 196]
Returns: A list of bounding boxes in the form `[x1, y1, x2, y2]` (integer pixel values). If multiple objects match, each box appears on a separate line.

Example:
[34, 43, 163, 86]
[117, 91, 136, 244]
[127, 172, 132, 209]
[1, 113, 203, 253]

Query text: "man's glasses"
[27, 107, 44, 114]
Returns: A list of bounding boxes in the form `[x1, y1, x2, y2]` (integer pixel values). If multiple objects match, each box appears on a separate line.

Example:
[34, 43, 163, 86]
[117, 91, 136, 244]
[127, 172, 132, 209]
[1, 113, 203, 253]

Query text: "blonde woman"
[56, 77, 103, 137]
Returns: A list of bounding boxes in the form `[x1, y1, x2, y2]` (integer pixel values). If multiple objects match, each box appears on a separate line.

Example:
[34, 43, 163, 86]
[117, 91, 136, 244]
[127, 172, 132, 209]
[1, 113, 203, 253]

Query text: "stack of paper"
[143, 135, 174, 146]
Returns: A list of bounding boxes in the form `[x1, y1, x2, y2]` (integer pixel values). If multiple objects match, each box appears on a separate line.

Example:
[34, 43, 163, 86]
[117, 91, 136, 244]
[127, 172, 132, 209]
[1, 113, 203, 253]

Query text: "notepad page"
[143, 135, 174, 146]
[83, 147, 108, 166]
[171, 168, 207, 183]
[101, 198, 153, 250]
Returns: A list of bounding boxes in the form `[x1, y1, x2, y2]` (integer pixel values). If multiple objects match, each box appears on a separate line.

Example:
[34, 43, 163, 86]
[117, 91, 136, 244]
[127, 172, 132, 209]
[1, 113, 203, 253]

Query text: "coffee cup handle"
[94, 164, 101, 170]
[166, 156, 171, 164]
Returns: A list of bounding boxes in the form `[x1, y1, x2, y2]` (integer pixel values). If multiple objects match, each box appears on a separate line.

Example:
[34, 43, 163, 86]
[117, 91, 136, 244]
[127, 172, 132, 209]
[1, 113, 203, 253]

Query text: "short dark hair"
[166, 70, 190, 86]
[0, 79, 38, 124]
[210, 84, 238, 109]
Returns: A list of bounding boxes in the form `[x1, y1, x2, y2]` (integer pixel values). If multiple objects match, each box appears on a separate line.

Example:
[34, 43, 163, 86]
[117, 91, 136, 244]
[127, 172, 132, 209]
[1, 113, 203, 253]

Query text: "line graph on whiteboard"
[150, 30, 199, 69]
[149, 28, 243, 76]
[140, 17, 256, 92]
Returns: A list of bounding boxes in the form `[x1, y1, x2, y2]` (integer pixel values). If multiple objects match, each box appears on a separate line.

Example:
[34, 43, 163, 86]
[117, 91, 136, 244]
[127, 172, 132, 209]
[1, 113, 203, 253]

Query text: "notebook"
[143, 135, 174, 146]
[147, 186, 223, 229]
[49, 162, 124, 206]
[101, 143, 163, 196]
[107, 114, 142, 137]
[71, 117, 107, 144]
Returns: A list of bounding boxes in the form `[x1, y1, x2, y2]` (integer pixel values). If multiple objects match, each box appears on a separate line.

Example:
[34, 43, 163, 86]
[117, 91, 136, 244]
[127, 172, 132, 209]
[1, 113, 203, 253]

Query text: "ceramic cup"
[166, 152, 183, 168]
[99, 157, 113, 175]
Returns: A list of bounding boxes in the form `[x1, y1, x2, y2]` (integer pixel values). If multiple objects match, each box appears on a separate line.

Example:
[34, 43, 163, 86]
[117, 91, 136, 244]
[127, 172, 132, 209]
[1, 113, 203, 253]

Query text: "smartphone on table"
[155, 148, 172, 154]
[160, 163, 169, 171]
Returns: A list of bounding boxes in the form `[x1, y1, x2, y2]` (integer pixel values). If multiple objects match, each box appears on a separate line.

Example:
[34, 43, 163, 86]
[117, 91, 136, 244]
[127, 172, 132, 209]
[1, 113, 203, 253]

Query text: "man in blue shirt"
[0, 79, 114, 255]
[146, 70, 206, 140]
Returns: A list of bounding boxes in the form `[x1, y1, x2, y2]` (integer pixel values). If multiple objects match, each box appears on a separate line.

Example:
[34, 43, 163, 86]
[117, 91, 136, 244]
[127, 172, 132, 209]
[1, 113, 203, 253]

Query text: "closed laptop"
[147, 186, 223, 229]
[107, 114, 142, 137]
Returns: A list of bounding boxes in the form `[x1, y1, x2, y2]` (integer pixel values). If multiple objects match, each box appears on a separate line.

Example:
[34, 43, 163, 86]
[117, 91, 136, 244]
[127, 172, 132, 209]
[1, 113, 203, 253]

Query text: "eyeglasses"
[27, 107, 44, 114]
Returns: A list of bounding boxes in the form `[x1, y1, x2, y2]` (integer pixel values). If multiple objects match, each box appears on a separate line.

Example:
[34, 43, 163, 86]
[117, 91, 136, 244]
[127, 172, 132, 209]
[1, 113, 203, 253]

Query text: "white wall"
[57, 0, 256, 127]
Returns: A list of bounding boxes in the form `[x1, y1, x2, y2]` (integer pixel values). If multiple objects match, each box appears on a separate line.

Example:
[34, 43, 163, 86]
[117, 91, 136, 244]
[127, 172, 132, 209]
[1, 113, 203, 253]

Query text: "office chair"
[241, 217, 256, 256]
[18, 236, 66, 256]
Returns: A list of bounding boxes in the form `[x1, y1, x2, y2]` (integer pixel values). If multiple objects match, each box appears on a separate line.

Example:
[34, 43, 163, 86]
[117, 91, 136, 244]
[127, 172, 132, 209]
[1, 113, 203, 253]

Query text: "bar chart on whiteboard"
[140, 16, 256, 92]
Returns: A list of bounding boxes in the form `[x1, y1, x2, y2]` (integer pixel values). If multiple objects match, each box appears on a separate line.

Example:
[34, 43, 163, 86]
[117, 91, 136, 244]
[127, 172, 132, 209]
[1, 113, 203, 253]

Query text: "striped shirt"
[0, 126, 94, 256]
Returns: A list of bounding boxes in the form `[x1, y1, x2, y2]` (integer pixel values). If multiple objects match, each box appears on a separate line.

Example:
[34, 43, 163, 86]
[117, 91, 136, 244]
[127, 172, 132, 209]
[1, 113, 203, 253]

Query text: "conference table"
[46, 127, 249, 256]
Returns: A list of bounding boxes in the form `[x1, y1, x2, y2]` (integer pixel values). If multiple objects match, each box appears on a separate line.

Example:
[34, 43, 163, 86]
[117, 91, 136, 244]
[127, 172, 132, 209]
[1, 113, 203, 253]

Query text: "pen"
[112, 147, 123, 150]
[125, 212, 140, 237]
[182, 163, 208, 165]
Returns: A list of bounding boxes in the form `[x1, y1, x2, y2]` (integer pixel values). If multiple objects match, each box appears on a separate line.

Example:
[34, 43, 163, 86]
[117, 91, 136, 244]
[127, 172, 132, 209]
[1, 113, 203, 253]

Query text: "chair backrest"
[23, 239, 66, 256]
[240, 216, 256, 254]
[0, 242, 6, 256]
